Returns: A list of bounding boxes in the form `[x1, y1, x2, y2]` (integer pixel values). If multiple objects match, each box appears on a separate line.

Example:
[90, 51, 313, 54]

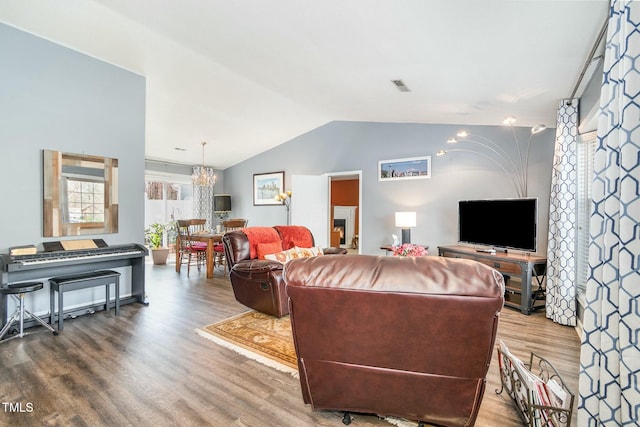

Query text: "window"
[65, 178, 105, 223]
[145, 172, 194, 249]
[145, 181, 164, 200]
[576, 131, 597, 294]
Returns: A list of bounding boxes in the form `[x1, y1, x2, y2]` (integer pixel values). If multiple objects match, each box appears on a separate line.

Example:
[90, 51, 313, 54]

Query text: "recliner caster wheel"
[342, 412, 351, 425]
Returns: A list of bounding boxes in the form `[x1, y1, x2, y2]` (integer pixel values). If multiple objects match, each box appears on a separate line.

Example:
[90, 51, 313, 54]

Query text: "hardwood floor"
[0, 259, 581, 426]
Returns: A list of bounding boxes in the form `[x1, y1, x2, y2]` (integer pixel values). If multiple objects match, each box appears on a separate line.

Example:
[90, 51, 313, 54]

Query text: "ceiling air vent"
[391, 79, 410, 92]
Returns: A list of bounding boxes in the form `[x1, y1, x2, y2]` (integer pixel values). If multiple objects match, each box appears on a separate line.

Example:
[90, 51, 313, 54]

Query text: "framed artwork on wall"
[378, 156, 431, 181]
[253, 171, 285, 205]
[43, 149, 119, 236]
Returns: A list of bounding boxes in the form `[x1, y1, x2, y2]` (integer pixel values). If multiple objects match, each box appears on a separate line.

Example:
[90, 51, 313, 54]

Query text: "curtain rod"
[568, 16, 609, 102]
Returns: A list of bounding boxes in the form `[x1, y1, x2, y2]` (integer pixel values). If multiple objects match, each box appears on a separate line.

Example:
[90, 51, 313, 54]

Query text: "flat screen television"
[458, 198, 537, 252]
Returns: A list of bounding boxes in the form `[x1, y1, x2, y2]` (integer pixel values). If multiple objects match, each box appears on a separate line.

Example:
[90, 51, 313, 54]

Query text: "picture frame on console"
[378, 156, 431, 181]
[253, 171, 285, 205]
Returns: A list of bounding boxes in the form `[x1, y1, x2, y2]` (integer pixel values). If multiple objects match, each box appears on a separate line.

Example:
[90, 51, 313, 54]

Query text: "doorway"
[290, 171, 362, 252]
[327, 171, 361, 253]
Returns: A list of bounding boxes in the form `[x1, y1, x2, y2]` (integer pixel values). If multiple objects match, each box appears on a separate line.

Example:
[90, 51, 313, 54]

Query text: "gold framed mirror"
[43, 150, 118, 237]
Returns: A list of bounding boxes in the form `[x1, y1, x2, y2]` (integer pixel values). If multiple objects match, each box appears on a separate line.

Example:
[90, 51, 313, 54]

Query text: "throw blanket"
[242, 227, 281, 259]
[274, 225, 313, 249]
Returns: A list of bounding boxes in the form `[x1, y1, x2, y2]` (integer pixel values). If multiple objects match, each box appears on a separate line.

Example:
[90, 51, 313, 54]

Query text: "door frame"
[326, 170, 363, 254]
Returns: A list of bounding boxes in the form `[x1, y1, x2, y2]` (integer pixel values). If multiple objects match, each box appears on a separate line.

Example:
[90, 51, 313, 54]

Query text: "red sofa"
[284, 254, 505, 426]
[222, 225, 346, 317]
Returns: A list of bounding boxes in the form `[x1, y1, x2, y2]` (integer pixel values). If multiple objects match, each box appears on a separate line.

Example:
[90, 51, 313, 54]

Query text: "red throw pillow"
[256, 240, 284, 260]
[243, 227, 281, 259]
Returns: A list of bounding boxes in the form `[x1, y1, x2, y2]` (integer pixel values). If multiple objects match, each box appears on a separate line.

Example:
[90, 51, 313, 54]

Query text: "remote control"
[476, 249, 496, 253]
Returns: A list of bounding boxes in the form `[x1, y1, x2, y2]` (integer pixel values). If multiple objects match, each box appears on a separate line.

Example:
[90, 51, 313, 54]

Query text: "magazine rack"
[496, 348, 575, 427]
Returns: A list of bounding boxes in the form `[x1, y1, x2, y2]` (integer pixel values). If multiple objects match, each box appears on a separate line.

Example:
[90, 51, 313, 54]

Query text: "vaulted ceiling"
[0, 0, 608, 169]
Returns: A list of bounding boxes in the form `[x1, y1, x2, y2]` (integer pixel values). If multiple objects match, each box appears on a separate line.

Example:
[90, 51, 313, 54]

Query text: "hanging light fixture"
[192, 141, 216, 187]
[438, 116, 547, 198]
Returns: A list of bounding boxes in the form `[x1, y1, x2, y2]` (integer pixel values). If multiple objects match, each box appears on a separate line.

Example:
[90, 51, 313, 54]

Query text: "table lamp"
[395, 212, 416, 244]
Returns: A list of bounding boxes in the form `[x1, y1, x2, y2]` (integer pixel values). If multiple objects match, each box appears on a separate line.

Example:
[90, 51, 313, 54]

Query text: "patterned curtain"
[545, 99, 578, 326]
[194, 183, 215, 230]
[578, 2, 640, 425]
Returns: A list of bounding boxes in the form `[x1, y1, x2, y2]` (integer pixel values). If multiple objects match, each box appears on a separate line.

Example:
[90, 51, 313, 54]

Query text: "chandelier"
[192, 141, 216, 187]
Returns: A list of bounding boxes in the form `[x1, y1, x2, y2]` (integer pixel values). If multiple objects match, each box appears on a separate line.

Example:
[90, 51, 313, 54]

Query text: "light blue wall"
[0, 24, 145, 313]
[224, 120, 555, 255]
[0, 23, 146, 250]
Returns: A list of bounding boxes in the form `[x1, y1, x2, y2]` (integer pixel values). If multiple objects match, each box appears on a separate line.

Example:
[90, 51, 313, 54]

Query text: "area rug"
[195, 310, 299, 377]
[195, 310, 420, 427]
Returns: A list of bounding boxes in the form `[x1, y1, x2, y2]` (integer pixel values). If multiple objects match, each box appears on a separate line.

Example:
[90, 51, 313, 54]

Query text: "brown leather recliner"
[222, 225, 347, 318]
[284, 255, 505, 427]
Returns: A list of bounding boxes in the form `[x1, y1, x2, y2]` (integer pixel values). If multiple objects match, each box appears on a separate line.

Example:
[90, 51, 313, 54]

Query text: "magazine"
[546, 378, 569, 409]
[497, 340, 564, 427]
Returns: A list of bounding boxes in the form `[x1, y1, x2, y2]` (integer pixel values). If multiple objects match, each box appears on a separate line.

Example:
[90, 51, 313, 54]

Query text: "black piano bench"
[49, 270, 121, 331]
[0, 281, 58, 341]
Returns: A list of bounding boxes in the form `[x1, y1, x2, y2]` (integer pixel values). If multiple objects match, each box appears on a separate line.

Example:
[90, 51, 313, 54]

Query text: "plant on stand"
[145, 222, 170, 265]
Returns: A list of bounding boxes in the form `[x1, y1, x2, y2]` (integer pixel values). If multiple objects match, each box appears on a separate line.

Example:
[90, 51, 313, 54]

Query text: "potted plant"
[145, 222, 170, 265]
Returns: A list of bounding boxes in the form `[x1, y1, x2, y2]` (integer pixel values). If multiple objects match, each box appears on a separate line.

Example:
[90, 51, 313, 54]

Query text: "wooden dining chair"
[214, 219, 248, 273]
[176, 219, 207, 277]
[189, 219, 209, 275]
[223, 218, 248, 232]
[189, 218, 207, 235]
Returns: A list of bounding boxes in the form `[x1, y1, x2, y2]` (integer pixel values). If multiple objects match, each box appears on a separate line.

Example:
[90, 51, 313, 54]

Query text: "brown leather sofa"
[222, 225, 347, 318]
[284, 255, 505, 427]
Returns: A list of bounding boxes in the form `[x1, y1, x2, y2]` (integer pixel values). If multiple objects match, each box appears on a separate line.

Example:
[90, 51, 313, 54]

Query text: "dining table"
[176, 232, 223, 278]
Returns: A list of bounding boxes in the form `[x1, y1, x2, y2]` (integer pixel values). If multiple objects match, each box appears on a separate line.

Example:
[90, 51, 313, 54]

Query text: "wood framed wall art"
[253, 171, 284, 205]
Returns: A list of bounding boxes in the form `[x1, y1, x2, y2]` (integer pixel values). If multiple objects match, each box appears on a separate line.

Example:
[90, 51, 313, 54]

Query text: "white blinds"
[576, 131, 596, 293]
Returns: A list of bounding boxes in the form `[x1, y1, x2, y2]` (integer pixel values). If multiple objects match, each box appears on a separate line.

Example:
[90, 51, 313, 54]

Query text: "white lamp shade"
[395, 212, 416, 228]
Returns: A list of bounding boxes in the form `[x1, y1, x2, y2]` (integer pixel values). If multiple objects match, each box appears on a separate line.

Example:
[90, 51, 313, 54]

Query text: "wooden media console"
[438, 245, 547, 315]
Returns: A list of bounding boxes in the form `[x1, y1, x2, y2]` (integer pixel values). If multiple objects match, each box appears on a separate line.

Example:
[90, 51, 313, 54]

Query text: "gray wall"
[145, 160, 195, 177]
[0, 24, 145, 312]
[224, 120, 555, 255]
[579, 57, 605, 133]
[0, 23, 146, 250]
